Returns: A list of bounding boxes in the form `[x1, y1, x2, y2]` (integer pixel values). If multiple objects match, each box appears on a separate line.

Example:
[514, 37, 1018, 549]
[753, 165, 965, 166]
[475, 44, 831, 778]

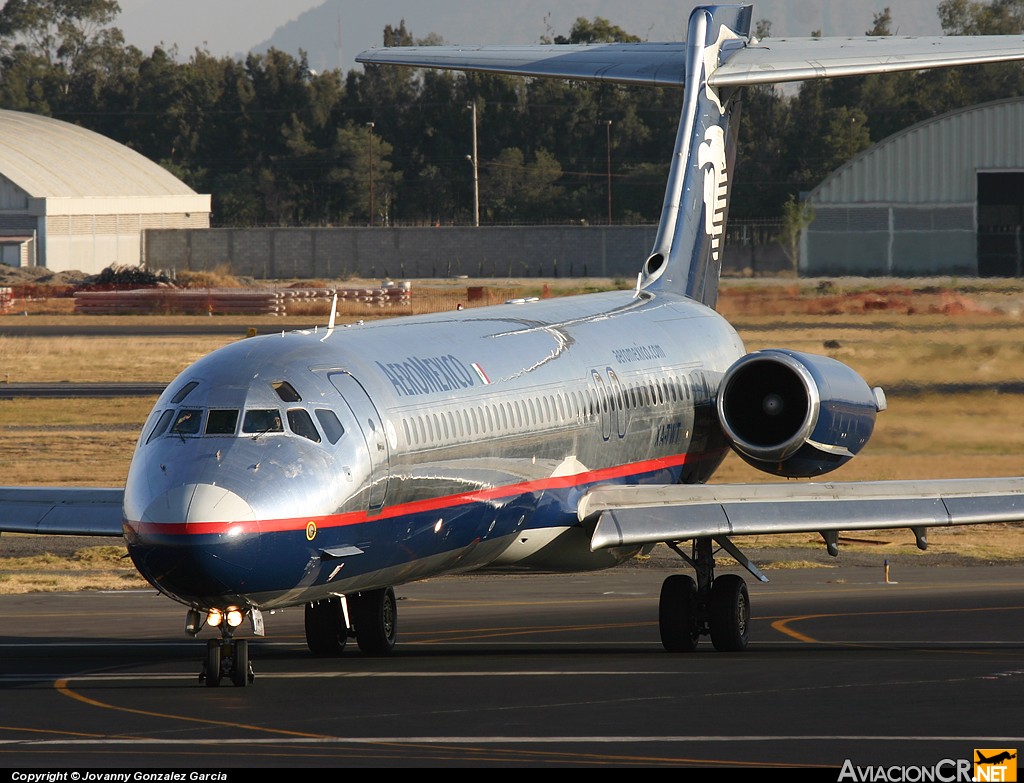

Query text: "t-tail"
[356, 3, 1024, 307]
[639, 4, 751, 306]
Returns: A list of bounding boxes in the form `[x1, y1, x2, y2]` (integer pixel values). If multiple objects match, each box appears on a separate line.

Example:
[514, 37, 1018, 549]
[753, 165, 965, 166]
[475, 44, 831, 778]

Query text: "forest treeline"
[1, 0, 1023, 228]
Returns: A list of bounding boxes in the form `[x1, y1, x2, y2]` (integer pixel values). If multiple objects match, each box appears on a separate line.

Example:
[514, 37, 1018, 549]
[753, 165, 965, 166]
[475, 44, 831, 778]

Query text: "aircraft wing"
[579, 477, 1024, 551]
[357, 34, 1024, 89]
[0, 487, 125, 537]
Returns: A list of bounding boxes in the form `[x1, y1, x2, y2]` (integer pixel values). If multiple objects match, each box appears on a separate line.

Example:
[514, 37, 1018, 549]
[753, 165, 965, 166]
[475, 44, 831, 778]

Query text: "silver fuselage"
[122, 289, 745, 611]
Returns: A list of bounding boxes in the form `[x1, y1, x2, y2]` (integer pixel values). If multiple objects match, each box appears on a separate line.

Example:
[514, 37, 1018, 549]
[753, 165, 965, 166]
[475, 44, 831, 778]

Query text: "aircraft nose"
[128, 483, 261, 604]
[141, 483, 257, 525]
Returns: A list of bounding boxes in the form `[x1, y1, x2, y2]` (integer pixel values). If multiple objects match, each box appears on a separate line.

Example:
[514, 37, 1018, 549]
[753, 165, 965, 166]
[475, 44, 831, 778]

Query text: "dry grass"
[174, 267, 244, 288]
[0, 544, 148, 592]
[0, 334, 234, 383]
[0, 398, 152, 484]
[734, 316, 1024, 390]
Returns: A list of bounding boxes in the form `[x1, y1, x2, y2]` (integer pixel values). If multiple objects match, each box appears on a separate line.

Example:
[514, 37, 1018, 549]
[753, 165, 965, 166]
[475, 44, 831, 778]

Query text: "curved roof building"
[0, 110, 210, 274]
[804, 98, 1024, 277]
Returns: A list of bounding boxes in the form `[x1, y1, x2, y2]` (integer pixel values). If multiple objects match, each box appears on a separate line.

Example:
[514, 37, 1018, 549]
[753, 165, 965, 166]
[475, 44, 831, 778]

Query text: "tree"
[0, 0, 121, 61]
[552, 16, 642, 44]
[777, 195, 815, 272]
[0, 0, 128, 107]
[931, 0, 1024, 107]
[326, 123, 400, 226]
[938, 0, 1024, 34]
[480, 147, 564, 222]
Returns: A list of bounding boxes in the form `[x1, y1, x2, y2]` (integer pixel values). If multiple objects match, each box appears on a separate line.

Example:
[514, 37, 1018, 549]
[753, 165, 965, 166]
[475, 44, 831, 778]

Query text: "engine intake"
[717, 349, 886, 478]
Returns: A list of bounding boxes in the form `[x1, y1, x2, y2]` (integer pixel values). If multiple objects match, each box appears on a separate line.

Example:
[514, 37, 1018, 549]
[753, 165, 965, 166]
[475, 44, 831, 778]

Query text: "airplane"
[3, 3, 1024, 687]
[977, 751, 1017, 765]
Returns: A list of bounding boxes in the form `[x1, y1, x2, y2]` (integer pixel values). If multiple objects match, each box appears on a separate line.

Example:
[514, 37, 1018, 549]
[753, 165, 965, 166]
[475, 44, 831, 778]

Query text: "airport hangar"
[802, 97, 1024, 278]
[0, 109, 210, 275]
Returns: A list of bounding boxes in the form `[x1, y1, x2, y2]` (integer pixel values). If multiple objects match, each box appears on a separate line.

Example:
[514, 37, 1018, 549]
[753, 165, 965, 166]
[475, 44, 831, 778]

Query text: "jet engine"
[716, 349, 887, 478]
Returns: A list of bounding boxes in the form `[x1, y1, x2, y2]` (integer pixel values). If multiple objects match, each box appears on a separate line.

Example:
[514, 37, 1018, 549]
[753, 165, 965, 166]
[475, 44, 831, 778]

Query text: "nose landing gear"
[188, 607, 259, 687]
[201, 636, 254, 687]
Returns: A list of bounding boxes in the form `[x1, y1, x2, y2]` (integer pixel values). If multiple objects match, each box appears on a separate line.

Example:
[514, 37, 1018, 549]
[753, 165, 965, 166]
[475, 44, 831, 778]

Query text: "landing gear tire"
[352, 586, 397, 656]
[204, 639, 222, 688]
[305, 597, 349, 656]
[709, 574, 750, 652]
[659, 574, 700, 652]
[229, 639, 252, 687]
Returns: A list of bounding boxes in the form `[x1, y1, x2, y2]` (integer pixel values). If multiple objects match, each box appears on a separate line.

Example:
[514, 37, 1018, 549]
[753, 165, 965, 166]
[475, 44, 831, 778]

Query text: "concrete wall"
[144, 224, 790, 280]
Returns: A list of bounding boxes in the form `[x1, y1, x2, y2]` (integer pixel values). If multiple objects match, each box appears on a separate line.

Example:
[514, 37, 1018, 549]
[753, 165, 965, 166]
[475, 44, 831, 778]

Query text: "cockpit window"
[315, 409, 345, 444]
[170, 381, 200, 404]
[273, 381, 302, 402]
[171, 408, 203, 435]
[146, 409, 175, 444]
[287, 409, 321, 443]
[242, 409, 283, 434]
[206, 409, 239, 435]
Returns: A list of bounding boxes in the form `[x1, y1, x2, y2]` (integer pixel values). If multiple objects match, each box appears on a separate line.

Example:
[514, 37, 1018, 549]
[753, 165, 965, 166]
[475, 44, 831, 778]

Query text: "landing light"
[207, 608, 223, 627]
[226, 608, 245, 628]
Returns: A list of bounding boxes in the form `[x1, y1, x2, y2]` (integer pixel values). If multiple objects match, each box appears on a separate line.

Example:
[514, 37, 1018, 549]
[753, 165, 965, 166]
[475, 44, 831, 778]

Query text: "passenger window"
[315, 409, 345, 444]
[287, 409, 321, 443]
[242, 409, 283, 434]
[206, 409, 239, 435]
[146, 409, 175, 444]
[171, 408, 203, 435]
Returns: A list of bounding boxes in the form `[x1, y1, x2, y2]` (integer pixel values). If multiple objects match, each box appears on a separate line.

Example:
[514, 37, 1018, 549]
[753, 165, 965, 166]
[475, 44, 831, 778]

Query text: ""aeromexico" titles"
[612, 343, 667, 364]
[377, 355, 476, 397]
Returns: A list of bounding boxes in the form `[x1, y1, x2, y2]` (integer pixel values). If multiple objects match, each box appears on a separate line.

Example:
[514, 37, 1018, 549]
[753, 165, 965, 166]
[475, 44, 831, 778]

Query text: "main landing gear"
[658, 537, 766, 653]
[304, 587, 398, 657]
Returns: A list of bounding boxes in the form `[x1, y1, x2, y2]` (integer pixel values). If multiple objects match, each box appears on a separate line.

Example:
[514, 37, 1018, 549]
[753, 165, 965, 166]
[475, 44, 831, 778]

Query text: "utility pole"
[598, 119, 612, 225]
[366, 122, 375, 226]
[466, 102, 480, 226]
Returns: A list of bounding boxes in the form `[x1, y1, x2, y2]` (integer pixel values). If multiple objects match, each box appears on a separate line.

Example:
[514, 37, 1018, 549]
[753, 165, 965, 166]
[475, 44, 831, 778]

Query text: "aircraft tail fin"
[356, 4, 1024, 308]
[637, 5, 751, 306]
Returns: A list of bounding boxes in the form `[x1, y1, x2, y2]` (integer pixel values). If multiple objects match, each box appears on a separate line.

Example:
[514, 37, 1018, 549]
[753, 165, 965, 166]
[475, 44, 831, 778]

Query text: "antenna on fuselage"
[321, 294, 339, 342]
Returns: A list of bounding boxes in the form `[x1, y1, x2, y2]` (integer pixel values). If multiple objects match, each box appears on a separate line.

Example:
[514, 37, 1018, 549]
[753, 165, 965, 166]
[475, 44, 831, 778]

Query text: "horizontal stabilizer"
[579, 478, 1024, 550]
[358, 42, 693, 86]
[0, 487, 124, 536]
[714, 34, 1024, 87]
[358, 34, 1024, 90]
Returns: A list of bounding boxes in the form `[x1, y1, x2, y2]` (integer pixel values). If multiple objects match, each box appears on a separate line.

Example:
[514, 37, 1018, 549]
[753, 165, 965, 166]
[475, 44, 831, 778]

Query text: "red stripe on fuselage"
[125, 450, 720, 538]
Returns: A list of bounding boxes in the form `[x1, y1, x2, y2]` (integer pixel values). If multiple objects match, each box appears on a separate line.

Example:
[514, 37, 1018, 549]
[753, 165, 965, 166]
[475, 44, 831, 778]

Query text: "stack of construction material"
[72, 284, 413, 315]
[74, 288, 286, 315]
[0, 287, 10, 310]
[328, 284, 411, 307]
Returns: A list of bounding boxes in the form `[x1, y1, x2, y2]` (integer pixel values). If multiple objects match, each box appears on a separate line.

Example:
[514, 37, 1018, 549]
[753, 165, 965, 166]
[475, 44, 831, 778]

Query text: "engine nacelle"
[716, 349, 886, 478]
